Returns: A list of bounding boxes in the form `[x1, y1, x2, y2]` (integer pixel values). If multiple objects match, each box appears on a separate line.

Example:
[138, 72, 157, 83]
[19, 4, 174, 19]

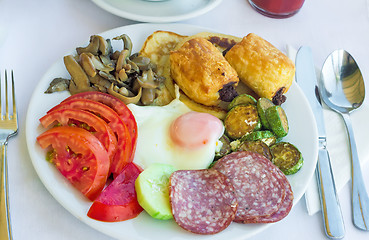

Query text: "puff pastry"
[170, 37, 239, 107]
[225, 33, 295, 104]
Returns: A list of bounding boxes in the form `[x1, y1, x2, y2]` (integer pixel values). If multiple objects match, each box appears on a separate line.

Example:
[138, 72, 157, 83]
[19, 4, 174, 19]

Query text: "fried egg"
[128, 99, 224, 170]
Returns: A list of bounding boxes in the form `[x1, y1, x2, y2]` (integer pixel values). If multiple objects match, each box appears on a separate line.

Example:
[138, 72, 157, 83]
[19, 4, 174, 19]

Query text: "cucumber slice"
[228, 94, 257, 110]
[135, 163, 176, 220]
[270, 142, 303, 175]
[241, 130, 277, 146]
[224, 104, 261, 139]
[256, 98, 275, 129]
[265, 106, 289, 138]
[236, 140, 272, 160]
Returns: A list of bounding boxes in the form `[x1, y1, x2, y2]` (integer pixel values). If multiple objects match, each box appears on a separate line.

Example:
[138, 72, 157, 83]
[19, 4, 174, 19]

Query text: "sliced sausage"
[212, 151, 286, 223]
[253, 168, 294, 223]
[169, 169, 238, 235]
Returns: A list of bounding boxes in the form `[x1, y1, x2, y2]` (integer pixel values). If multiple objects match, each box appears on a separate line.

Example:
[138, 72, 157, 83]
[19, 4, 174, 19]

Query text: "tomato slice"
[63, 91, 137, 156]
[48, 99, 132, 177]
[37, 126, 110, 201]
[87, 162, 143, 222]
[39, 108, 117, 163]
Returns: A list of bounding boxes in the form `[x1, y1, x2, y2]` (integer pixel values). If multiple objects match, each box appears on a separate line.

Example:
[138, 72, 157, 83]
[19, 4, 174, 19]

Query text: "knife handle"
[316, 138, 345, 239]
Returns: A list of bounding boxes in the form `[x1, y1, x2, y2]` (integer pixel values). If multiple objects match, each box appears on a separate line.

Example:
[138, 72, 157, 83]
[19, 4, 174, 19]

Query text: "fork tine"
[5, 69, 9, 119]
[11, 71, 16, 118]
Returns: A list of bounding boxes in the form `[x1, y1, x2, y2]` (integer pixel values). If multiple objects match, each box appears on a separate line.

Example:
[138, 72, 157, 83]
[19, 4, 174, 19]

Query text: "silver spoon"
[320, 49, 368, 231]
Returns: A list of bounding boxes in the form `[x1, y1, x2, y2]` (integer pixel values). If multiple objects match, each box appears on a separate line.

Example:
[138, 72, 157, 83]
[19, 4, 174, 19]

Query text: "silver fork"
[0, 70, 18, 240]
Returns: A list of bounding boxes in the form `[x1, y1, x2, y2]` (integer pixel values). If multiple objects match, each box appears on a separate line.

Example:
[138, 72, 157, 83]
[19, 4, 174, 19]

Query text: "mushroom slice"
[99, 71, 116, 82]
[96, 35, 111, 56]
[112, 50, 121, 60]
[126, 59, 140, 73]
[137, 69, 159, 89]
[130, 55, 151, 71]
[80, 53, 97, 77]
[89, 74, 111, 89]
[141, 88, 156, 105]
[64, 55, 91, 90]
[76, 35, 100, 55]
[88, 53, 114, 73]
[116, 49, 130, 72]
[132, 78, 141, 93]
[44, 78, 70, 93]
[69, 81, 95, 95]
[100, 55, 115, 69]
[113, 34, 133, 57]
[107, 83, 142, 105]
[118, 69, 128, 82]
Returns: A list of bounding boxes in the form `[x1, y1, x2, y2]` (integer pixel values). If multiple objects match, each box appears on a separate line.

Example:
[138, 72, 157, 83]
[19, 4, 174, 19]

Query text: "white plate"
[91, 0, 223, 23]
[25, 23, 318, 240]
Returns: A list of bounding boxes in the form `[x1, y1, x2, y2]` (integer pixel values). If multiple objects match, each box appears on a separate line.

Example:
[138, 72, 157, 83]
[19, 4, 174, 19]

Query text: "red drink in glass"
[248, 0, 305, 18]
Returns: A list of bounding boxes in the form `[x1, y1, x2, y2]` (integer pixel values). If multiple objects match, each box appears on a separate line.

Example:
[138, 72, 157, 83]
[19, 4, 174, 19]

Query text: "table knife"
[296, 46, 345, 239]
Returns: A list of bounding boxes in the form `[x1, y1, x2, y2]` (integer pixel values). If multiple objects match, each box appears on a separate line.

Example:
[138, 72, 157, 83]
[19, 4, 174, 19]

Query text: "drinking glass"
[248, 0, 305, 18]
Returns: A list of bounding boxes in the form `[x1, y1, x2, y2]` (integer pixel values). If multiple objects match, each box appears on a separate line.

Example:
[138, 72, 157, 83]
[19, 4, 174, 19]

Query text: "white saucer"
[92, 0, 223, 22]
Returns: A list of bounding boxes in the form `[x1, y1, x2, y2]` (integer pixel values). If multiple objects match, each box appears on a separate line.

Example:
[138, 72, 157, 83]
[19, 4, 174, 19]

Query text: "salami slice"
[169, 169, 238, 235]
[255, 180, 293, 223]
[212, 151, 287, 223]
[242, 164, 294, 223]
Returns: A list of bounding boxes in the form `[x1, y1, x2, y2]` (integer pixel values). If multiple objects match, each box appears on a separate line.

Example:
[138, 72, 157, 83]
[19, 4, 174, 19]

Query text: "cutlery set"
[296, 47, 368, 238]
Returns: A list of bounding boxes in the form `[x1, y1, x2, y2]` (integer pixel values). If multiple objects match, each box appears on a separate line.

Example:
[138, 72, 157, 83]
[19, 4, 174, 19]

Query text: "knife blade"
[296, 46, 345, 239]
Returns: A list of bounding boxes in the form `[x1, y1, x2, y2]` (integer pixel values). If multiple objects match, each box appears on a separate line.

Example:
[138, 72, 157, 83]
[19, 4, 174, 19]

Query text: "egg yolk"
[169, 111, 224, 149]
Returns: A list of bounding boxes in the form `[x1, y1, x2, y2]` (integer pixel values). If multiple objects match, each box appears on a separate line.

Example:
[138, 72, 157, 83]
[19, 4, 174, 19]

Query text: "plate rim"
[91, 0, 223, 23]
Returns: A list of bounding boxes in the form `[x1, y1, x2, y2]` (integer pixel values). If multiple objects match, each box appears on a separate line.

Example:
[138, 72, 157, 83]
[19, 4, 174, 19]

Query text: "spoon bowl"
[320, 49, 368, 231]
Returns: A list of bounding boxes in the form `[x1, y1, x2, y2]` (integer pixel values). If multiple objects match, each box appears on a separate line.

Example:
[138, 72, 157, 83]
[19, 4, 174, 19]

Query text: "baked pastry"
[140, 31, 245, 119]
[170, 37, 239, 107]
[225, 33, 295, 104]
[180, 32, 242, 53]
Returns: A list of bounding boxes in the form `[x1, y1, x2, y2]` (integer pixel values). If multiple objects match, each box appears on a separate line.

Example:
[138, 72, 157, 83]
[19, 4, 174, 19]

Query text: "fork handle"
[0, 142, 13, 240]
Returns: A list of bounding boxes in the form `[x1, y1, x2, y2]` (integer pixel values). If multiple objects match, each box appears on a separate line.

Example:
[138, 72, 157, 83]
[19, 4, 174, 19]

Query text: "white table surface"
[1, 0, 369, 239]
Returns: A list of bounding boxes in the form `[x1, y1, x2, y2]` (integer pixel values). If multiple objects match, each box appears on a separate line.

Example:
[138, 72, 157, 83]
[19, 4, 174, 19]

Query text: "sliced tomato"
[87, 162, 143, 222]
[63, 91, 137, 155]
[37, 126, 110, 201]
[48, 98, 132, 177]
[39, 108, 117, 163]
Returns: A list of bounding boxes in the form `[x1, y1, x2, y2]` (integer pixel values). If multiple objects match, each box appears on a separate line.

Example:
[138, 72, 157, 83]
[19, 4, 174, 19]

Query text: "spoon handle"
[341, 112, 369, 231]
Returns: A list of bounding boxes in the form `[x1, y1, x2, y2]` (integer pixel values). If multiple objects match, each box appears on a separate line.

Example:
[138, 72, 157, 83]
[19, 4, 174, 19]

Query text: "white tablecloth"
[1, 0, 369, 239]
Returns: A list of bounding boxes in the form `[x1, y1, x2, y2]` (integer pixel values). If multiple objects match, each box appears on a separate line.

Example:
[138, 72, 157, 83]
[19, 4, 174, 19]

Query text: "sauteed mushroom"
[141, 88, 156, 105]
[137, 69, 159, 89]
[126, 59, 140, 73]
[113, 34, 133, 56]
[44, 78, 70, 93]
[76, 35, 100, 55]
[130, 55, 151, 71]
[80, 52, 114, 76]
[80, 53, 97, 77]
[47, 34, 166, 106]
[118, 69, 128, 82]
[100, 55, 115, 69]
[116, 49, 130, 72]
[89, 74, 111, 92]
[108, 83, 142, 104]
[63, 55, 94, 94]
[97, 36, 111, 56]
